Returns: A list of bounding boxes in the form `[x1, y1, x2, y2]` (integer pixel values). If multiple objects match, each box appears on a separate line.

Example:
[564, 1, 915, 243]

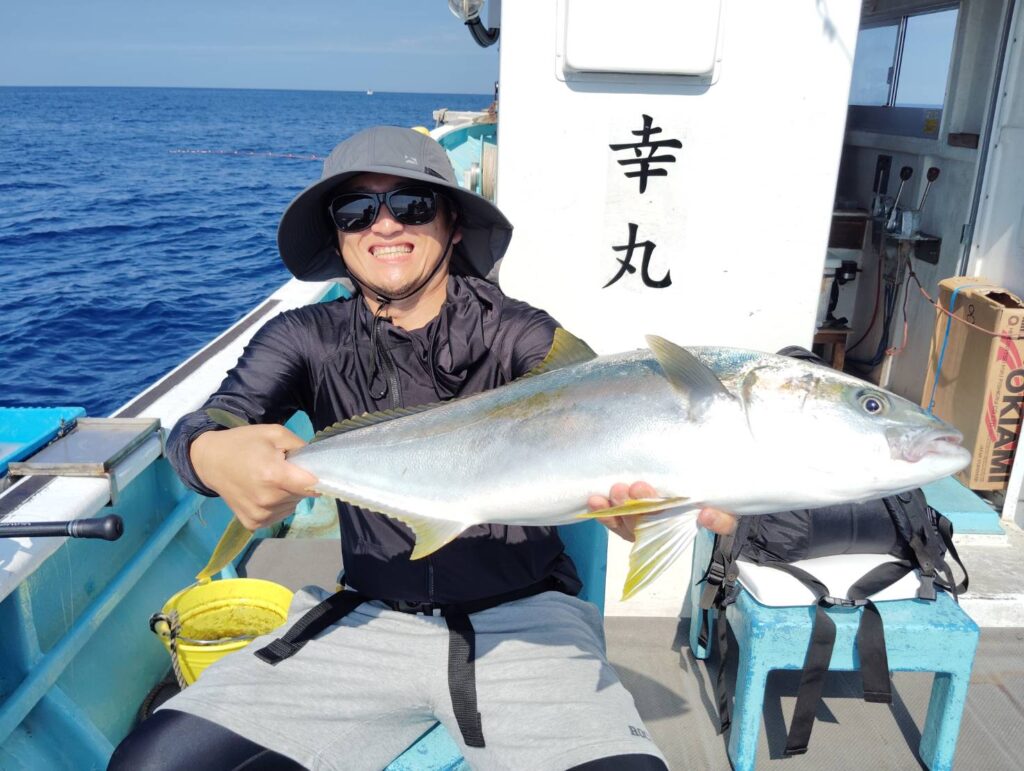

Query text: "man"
[110, 126, 736, 770]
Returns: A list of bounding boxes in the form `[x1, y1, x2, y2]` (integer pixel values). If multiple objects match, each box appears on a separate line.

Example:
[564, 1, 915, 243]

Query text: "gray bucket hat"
[278, 126, 512, 282]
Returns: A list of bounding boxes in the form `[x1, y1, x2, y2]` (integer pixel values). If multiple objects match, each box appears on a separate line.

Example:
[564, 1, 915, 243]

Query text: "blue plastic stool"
[687, 528, 979, 771]
[384, 520, 609, 770]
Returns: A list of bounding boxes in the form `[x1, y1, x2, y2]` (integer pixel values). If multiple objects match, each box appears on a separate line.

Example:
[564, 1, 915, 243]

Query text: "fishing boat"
[2, 1, 1023, 768]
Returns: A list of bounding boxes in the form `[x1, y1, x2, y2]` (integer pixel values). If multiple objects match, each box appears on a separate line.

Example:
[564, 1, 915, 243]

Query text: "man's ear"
[452, 225, 463, 245]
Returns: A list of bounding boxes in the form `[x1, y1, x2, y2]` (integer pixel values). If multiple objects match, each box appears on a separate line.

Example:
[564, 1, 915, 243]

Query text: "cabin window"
[847, 5, 960, 139]
[849, 23, 900, 107]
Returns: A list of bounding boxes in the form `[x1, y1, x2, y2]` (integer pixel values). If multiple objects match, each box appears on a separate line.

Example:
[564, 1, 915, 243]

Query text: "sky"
[0, 0, 500, 94]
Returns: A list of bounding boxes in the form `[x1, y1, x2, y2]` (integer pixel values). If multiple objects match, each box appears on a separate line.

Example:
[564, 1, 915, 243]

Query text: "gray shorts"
[160, 587, 665, 770]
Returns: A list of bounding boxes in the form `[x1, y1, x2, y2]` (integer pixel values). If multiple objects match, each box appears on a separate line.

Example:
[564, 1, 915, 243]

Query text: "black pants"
[108, 710, 668, 771]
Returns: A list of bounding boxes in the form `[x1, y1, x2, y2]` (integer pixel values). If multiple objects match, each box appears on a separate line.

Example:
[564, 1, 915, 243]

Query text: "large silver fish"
[201, 330, 970, 598]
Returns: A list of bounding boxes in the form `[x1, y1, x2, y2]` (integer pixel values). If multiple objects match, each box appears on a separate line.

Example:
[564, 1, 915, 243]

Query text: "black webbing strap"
[253, 578, 559, 748]
[909, 533, 938, 600]
[846, 562, 914, 705]
[774, 560, 912, 756]
[437, 578, 561, 749]
[936, 516, 969, 597]
[854, 599, 889, 703]
[445, 612, 485, 748]
[885, 496, 936, 599]
[714, 608, 731, 734]
[784, 602, 837, 756]
[254, 590, 369, 664]
[767, 563, 837, 757]
[697, 533, 736, 650]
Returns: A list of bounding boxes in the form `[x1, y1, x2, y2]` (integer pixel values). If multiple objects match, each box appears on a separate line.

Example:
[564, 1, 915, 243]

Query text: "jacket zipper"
[384, 352, 402, 410]
[375, 334, 427, 595]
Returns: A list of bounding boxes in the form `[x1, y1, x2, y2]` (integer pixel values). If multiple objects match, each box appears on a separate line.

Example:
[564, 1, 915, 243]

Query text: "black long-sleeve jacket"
[167, 275, 581, 603]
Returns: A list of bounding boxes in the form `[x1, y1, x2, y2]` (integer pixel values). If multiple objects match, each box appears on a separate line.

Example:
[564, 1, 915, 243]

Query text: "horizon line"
[0, 83, 494, 97]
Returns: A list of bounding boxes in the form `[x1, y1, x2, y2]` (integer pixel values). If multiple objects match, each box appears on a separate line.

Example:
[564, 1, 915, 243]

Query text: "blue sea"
[0, 87, 490, 417]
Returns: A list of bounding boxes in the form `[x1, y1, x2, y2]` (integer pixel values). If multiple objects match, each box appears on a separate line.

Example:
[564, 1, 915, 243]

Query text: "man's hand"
[587, 481, 738, 542]
[190, 424, 319, 531]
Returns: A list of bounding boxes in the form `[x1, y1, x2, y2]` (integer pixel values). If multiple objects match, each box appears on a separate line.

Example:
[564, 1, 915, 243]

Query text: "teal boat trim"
[0, 490, 203, 747]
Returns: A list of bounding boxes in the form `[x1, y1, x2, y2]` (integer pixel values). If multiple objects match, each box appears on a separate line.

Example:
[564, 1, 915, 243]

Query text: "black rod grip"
[0, 515, 124, 541]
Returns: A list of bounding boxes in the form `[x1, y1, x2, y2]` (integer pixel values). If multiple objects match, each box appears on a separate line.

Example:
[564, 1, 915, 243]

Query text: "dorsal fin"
[523, 328, 598, 378]
[310, 403, 442, 444]
[645, 335, 733, 414]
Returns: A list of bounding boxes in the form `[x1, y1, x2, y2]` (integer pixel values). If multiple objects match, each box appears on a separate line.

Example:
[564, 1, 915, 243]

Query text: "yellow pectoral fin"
[195, 518, 253, 583]
[575, 496, 689, 520]
[621, 509, 699, 600]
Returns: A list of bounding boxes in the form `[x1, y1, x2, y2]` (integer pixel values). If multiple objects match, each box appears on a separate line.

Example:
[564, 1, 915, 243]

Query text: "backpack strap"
[758, 562, 839, 756]
[746, 560, 898, 757]
[697, 531, 734, 650]
[844, 562, 916, 704]
[934, 514, 969, 597]
[714, 599, 732, 733]
[883, 494, 938, 600]
[695, 522, 751, 734]
[883, 492, 969, 601]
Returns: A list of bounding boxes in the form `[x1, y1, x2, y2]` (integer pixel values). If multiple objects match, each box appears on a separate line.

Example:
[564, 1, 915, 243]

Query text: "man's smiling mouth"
[370, 244, 413, 258]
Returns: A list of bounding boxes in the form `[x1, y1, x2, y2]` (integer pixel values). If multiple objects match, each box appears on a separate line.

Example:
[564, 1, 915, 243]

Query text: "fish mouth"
[889, 427, 965, 463]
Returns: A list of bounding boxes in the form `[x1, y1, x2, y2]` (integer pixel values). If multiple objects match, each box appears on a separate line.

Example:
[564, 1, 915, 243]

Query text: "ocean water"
[0, 86, 490, 417]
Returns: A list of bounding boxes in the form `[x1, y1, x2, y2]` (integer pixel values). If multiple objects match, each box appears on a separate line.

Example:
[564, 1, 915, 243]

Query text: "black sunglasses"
[327, 185, 446, 233]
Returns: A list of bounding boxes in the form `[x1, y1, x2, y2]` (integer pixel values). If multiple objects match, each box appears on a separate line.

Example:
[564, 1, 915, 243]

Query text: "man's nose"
[370, 202, 402, 235]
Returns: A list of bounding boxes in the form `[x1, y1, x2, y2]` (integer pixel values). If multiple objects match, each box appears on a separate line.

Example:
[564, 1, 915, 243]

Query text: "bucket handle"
[149, 610, 189, 690]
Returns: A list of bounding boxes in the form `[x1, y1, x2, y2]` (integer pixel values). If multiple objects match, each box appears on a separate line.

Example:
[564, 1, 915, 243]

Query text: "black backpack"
[695, 489, 968, 756]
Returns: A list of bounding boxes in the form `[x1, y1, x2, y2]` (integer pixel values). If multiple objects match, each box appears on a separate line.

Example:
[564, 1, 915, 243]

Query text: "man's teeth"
[373, 245, 413, 256]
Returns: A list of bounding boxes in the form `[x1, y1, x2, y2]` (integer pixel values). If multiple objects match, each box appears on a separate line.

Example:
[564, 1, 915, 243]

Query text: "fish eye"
[858, 392, 888, 416]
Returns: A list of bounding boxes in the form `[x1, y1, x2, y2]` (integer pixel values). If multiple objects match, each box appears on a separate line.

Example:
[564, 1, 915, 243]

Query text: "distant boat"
[366, 90, 374, 95]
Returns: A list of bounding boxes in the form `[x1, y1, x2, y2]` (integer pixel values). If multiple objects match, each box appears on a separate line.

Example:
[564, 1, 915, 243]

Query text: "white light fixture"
[448, 0, 485, 22]
[448, 0, 498, 47]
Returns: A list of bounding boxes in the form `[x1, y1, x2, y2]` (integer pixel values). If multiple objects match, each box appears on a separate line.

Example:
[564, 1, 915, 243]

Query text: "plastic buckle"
[254, 638, 306, 665]
[395, 599, 445, 616]
[704, 559, 726, 587]
[822, 595, 867, 608]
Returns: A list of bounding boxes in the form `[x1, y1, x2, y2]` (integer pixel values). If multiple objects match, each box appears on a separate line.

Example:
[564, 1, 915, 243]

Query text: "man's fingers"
[609, 483, 631, 506]
[698, 507, 738, 535]
[628, 481, 656, 500]
[265, 424, 309, 452]
[599, 515, 637, 543]
[587, 495, 610, 512]
[277, 461, 319, 497]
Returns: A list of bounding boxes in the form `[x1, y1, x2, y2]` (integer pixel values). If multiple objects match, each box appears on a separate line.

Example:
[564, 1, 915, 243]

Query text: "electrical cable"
[885, 269, 914, 357]
[847, 231, 885, 355]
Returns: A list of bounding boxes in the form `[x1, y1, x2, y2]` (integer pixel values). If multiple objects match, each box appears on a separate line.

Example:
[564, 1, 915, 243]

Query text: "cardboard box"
[921, 277, 1024, 491]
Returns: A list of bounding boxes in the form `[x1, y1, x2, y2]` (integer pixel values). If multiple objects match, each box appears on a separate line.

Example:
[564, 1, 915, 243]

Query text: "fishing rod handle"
[0, 515, 124, 541]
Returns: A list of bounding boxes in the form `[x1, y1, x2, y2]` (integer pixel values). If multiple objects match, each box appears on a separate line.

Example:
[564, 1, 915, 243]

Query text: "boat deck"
[240, 533, 1024, 770]
[605, 617, 1022, 770]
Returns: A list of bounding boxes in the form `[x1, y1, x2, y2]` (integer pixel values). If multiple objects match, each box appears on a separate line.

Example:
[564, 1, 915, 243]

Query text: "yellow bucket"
[151, 578, 294, 685]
